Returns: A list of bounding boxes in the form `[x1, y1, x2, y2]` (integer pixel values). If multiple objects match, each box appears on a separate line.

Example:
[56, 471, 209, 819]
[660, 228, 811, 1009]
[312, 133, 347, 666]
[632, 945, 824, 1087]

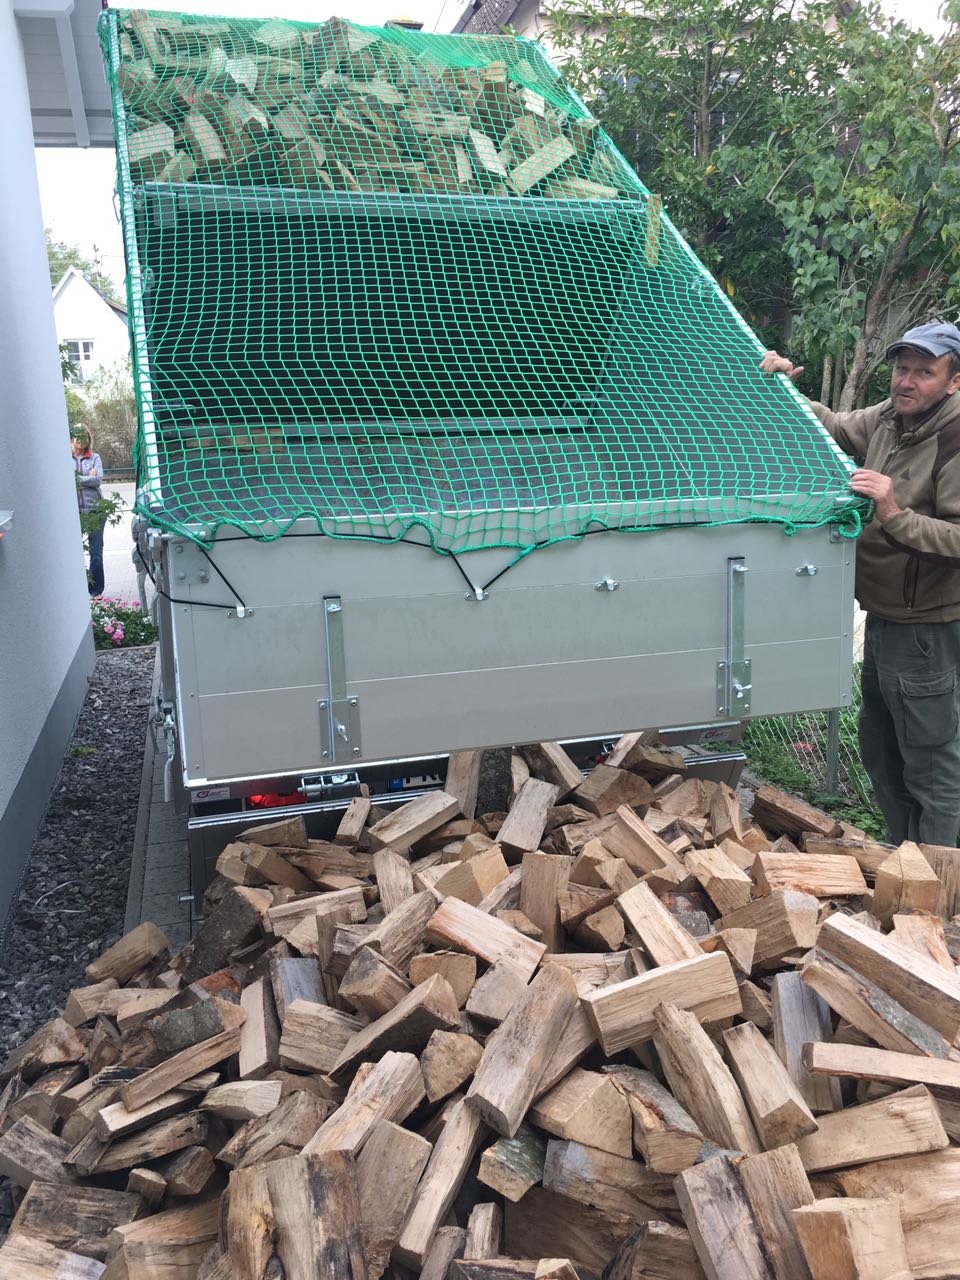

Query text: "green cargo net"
[100, 8, 863, 553]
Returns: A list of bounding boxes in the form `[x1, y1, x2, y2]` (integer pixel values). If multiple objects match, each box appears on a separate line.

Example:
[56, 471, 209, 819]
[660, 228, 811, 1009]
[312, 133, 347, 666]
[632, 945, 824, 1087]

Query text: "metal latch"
[717, 557, 752, 716]
[319, 596, 362, 762]
[150, 697, 178, 802]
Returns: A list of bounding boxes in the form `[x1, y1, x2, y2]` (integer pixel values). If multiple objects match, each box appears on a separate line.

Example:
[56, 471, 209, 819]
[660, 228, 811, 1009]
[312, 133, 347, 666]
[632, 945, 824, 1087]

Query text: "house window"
[64, 339, 94, 383]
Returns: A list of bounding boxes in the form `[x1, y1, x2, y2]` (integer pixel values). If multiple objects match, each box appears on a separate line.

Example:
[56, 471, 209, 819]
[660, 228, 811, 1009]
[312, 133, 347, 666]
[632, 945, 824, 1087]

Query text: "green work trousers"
[859, 614, 960, 847]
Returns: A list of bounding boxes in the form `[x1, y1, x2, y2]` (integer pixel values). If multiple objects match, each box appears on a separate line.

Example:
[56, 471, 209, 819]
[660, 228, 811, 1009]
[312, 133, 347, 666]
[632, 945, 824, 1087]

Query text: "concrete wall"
[0, 0, 96, 925]
[54, 268, 130, 380]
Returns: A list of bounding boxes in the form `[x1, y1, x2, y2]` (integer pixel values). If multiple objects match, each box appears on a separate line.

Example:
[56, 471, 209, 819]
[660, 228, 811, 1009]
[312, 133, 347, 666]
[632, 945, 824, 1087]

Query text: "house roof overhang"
[15, 0, 114, 147]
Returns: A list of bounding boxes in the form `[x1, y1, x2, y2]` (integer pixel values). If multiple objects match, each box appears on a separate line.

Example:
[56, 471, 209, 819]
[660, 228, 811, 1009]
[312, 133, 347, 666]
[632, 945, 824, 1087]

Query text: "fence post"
[825, 707, 841, 795]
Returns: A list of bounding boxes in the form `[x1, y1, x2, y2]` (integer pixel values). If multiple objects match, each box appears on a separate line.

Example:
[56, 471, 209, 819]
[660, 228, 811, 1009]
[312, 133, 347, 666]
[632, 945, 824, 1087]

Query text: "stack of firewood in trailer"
[2, 733, 960, 1279]
[117, 11, 636, 201]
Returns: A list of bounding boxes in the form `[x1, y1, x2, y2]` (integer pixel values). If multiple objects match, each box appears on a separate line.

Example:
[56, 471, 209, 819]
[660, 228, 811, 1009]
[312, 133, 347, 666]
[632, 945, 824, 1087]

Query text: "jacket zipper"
[879, 429, 920, 610]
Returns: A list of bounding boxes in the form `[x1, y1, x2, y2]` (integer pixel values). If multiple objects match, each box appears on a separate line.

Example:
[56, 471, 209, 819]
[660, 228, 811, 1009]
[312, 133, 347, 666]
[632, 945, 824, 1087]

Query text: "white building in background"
[52, 265, 129, 383]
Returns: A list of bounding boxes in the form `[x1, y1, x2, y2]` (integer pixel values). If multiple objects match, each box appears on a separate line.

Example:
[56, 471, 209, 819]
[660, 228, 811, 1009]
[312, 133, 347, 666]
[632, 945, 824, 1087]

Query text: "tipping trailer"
[101, 9, 864, 891]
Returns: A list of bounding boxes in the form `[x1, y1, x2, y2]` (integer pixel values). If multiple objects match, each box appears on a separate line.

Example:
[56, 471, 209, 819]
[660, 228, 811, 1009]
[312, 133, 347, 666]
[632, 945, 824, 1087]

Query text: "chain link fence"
[740, 648, 881, 832]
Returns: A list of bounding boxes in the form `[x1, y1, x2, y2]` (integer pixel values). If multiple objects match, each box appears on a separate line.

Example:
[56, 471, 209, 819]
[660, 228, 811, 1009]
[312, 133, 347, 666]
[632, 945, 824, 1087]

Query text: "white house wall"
[0, 0, 96, 927]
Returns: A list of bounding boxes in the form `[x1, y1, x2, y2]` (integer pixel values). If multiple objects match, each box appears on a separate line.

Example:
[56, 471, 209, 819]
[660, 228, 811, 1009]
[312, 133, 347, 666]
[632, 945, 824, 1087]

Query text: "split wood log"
[498, 779, 561, 858]
[736, 1144, 816, 1280]
[835, 1148, 960, 1280]
[0, 1116, 79, 1187]
[464, 1202, 503, 1259]
[238, 977, 280, 1080]
[356, 1119, 432, 1280]
[599, 806, 686, 885]
[791, 1197, 912, 1280]
[688, 847, 753, 914]
[520, 851, 572, 951]
[872, 843, 940, 922]
[793, 1084, 947, 1172]
[581, 951, 742, 1054]
[367, 791, 461, 854]
[338, 946, 413, 1017]
[7, 1180, 141, 1261]
[529, 1068, 632, 1158]
[373, 848, 415, 916]
[573, 765, 654, 817]
[801, 1040, 960, 1090]
[653, 1002, 761, 1154]
[751, 786, 842, 841]
[816, 911, 960, 1043]
[426, 897, 546, 980]
[119, 1030, 240, 1113]
[394, 1097, 488, 1268]
[601, 1221, 705, 1280]
[800, 951, 957, 1059]
[85, 922, 170, 984]
[446, 749, 483, 820]
[770, 972, 842, 1115]
[435, 845, 511, 907]
[541, 1137, 679, 1223]
[752, 853, 867, 899]
[303, 1050, 424, 1157]
[519, 742, 583, 797]
[409, 950, 477, 1007]
[891, 911, 955, 969]
[723, 1022, 818, 1150]
[228, 1149, 368, 1279]
[331, 972, 460, 1078]
[603, 1063, 705, 1172]
[615, 881, 701, 966]
[675, 1153, 774, 1280]
[478, 1124, 548, 1202]
[94, 1071, 219, 1140]
[421, 1029, 483, 1102]
[467, 962, 580, 1136]
[421, 1227, 468, 1280]
[717, 891, 819, 967]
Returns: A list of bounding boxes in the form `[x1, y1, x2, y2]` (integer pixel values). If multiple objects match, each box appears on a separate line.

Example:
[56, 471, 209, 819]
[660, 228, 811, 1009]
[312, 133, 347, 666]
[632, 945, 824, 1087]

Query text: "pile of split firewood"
[117, 12, 635, 201]
[2, 733, 959, 1279]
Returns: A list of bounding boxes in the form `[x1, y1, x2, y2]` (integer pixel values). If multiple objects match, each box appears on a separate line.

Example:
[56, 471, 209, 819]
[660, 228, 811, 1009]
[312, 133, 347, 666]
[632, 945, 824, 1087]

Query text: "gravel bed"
[0, 646, 155, 1062]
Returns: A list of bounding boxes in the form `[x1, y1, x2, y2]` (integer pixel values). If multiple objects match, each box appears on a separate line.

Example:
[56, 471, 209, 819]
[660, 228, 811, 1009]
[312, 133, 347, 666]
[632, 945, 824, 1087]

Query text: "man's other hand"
[850, 469, 901, 523]
[759, 350, 804, 383]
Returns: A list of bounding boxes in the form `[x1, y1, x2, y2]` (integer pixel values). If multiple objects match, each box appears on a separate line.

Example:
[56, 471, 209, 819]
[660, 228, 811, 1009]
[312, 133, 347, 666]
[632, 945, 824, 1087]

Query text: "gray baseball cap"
[887, 322, 960, 360]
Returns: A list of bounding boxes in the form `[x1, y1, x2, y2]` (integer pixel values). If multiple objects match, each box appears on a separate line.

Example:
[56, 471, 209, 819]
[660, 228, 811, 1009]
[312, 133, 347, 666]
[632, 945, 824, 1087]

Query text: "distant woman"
[71, 426, 105, 598]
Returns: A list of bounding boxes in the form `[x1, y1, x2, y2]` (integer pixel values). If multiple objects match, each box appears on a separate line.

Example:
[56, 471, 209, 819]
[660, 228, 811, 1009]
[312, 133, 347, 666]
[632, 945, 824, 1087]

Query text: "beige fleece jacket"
[810, 391, 960, 622]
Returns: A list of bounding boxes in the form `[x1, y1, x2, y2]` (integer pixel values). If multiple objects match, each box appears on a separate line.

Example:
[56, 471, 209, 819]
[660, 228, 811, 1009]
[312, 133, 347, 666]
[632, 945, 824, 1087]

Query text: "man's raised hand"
[759, 350, 804, 383]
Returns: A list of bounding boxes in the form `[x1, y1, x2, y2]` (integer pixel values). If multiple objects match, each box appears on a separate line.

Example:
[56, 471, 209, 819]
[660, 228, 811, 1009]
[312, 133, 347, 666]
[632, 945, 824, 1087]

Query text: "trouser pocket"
[898, 669, 959, 747]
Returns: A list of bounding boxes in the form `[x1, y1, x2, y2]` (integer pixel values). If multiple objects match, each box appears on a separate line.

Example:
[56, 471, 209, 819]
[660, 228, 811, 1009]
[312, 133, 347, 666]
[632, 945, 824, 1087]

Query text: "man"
[71, 425, 106, 598]
[760, 323, 960, 845]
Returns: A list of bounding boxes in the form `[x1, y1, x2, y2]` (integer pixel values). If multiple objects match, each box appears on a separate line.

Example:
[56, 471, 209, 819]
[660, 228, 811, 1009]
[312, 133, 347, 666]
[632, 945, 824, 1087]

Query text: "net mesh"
[100, 9, 864, 552]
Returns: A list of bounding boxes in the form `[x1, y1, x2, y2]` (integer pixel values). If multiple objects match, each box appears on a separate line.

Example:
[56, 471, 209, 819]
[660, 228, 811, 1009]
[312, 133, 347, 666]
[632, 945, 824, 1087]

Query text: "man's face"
[890, 348, 960, 419]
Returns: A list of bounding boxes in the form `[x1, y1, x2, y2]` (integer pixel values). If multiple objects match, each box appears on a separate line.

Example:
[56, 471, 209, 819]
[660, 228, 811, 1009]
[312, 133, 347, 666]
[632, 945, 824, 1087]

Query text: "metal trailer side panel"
[165, 520, 854, 788]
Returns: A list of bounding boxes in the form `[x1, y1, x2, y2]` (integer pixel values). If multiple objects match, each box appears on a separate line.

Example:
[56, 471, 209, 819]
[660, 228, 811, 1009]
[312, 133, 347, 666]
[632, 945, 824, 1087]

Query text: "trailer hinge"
[716, 557, 752, 716]
[320, 596, 362, 763]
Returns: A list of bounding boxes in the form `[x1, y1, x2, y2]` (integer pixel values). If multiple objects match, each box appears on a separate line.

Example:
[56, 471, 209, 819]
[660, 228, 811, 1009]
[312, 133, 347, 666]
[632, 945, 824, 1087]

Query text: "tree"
[46, 229, 124, 306]
[543, 0, 960, 407]
[544, 0, 842, 343]
[767, 6, 960, 407]
[74, 358, 137, 469]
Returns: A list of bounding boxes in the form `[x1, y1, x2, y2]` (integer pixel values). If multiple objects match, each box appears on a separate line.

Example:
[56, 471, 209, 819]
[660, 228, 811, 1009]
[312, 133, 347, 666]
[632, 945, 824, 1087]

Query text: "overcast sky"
[35, 0, 948, 294]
